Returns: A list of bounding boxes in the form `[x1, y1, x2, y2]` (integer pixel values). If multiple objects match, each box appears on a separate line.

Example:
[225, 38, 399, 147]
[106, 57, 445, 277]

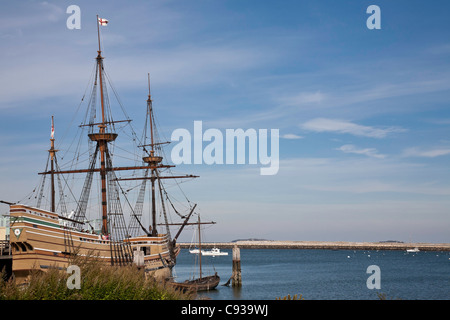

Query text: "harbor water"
[172, 248, 450, 300]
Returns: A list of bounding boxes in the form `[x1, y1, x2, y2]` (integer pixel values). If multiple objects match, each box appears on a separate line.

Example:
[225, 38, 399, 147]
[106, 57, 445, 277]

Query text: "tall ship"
[4, 16, 199, 284]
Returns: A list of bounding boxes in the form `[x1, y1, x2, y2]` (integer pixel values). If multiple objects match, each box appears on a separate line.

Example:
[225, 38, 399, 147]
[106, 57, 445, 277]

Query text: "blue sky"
[0, 0, 449, 243]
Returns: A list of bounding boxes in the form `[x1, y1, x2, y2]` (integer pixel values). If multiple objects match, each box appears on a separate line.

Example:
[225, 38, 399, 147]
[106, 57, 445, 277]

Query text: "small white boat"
[190, 247, 228, 256]
[202, 247, 228, 257]
[406, 247, 420, 253]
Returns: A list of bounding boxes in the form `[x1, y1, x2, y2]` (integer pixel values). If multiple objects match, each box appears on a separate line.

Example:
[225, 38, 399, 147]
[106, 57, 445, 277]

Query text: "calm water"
[172, 248, 449, 300]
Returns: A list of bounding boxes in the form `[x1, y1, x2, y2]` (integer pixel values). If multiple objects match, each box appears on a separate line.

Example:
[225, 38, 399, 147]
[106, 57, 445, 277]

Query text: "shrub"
[0, 256, 191, 300]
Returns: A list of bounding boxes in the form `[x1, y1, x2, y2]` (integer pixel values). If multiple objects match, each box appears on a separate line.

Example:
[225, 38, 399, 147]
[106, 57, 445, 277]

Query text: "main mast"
[49, 116, 57, 213]
[88, 15, 117, 235]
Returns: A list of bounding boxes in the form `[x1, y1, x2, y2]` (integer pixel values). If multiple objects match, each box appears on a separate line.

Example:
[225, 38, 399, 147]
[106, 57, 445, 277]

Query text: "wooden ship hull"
[9, 204, 179, 283]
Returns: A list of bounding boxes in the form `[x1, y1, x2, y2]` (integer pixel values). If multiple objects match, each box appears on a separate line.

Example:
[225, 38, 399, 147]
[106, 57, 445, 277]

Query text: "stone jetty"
[179, 240, 450, 251]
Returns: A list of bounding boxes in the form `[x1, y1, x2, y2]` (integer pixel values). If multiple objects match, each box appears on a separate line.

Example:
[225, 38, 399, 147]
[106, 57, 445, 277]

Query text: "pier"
[179, 240, 450, 251]
[232, 245, 241, 287]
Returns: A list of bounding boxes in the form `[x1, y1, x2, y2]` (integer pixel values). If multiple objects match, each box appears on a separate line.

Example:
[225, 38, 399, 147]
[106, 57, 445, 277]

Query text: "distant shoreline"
[179, 240, 450, 251]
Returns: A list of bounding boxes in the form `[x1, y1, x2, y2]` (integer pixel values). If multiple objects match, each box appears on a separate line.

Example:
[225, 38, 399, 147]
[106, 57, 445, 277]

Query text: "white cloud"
[402, 147, 450, 158]
[281, 133, 303, 139]
[336, 144, 385, 159]
[0, 1, 64, 31]
[300, 118, 406, 138]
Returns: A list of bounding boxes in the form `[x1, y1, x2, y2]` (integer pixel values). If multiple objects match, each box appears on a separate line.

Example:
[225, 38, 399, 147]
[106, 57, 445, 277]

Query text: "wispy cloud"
[0, 1, 64, 33]
[402, 147, 450, 158]
[281, 133, 303, 139]
[278, 91, 325, 106]
[0, 42, 269, 108]
[427, 118, 450, 125]
[300, 118, 406, 138]
[277, 157, 450, 196]
[427, 43, 450, 55]
[336, 144, 385, 159]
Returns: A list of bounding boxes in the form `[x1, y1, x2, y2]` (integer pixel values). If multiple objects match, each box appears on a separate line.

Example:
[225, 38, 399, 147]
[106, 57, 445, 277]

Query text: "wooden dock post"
[232, 245, 241, 287]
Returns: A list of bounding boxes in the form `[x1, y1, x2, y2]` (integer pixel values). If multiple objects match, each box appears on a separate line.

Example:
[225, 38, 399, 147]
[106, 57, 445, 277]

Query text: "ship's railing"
[10, 207, 98, 235]
[10, 206, 59, 222]
[127, 234, 170, 245]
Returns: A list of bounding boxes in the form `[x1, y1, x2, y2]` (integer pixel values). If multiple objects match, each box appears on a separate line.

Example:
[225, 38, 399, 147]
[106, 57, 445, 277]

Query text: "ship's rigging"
[23, 16, 199, 266]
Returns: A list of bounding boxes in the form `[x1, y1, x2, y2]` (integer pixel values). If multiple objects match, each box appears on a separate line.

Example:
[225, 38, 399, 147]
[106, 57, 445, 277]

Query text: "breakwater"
[179, 240, 450, 251]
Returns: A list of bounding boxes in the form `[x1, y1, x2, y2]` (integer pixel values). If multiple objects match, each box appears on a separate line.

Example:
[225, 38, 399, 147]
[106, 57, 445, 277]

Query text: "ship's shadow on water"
[172, 248, 450, 300]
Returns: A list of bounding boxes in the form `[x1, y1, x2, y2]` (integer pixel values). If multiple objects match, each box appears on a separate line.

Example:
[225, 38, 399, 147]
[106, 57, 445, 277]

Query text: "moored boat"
[190, 247, 228, 256]
[170, 273, 220, 292]
[170, 215, 220, 292]
[202, 247, 228, 256]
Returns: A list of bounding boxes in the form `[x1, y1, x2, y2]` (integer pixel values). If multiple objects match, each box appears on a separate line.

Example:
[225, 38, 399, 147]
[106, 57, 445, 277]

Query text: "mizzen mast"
[142, 73, 163, 236]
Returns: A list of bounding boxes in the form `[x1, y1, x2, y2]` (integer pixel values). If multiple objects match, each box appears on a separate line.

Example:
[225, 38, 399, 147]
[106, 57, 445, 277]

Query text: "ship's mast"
[198, 214, 202, 279]
[149, 75, 157, 236]
[144, 74, 160, 236]
[88, 15, 117, 235]
[49, 116, 57, 212]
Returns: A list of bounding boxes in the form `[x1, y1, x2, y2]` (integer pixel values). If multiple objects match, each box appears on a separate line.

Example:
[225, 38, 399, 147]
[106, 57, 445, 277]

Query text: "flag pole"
[96, 14, 101, 53]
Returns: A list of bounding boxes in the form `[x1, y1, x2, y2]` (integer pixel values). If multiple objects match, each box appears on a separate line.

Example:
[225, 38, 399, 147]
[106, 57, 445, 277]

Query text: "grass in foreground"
[0, 256, 192, 300]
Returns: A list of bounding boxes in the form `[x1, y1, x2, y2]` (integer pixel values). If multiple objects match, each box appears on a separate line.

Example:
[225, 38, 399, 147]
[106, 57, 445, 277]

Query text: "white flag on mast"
[98, 17, 108, 26]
